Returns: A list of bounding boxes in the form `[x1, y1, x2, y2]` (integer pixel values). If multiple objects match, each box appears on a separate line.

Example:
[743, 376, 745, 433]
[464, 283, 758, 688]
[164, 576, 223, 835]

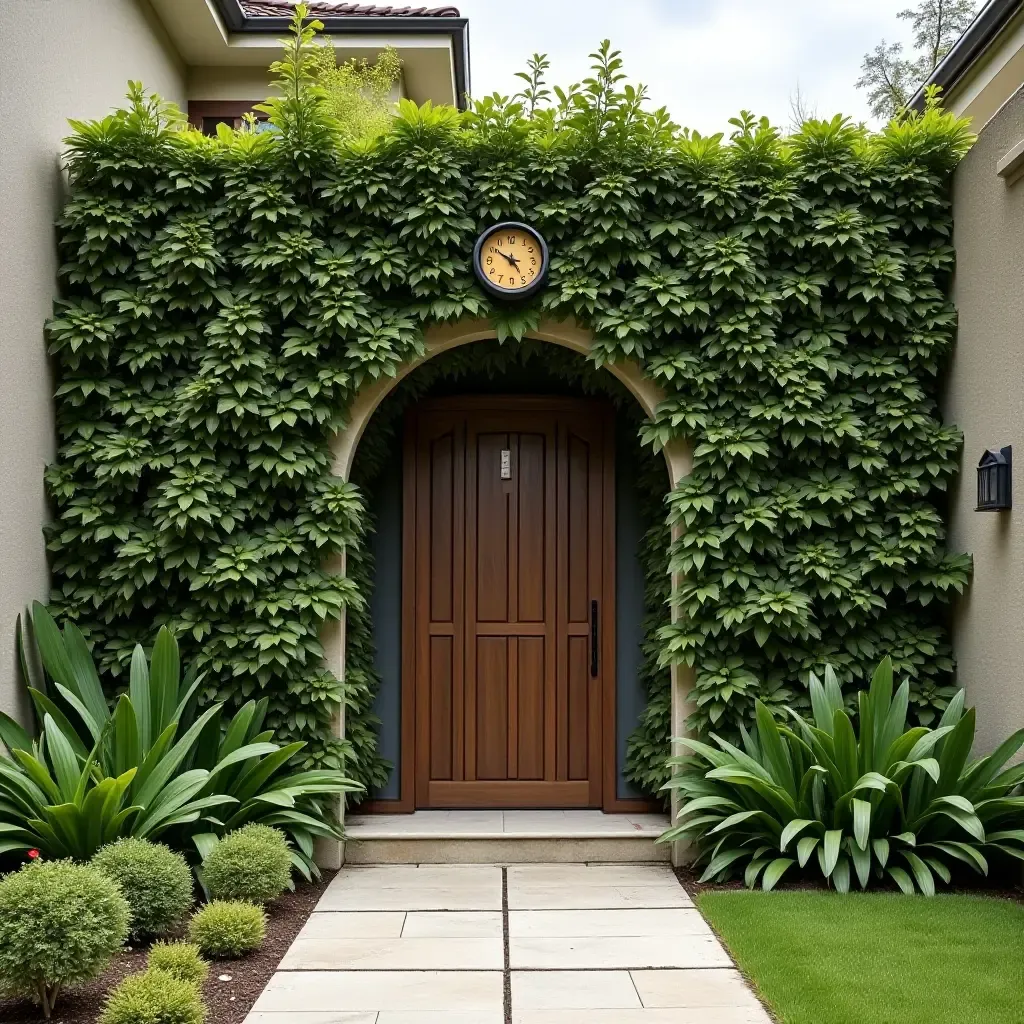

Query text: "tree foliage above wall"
[45, 7, 973, 797]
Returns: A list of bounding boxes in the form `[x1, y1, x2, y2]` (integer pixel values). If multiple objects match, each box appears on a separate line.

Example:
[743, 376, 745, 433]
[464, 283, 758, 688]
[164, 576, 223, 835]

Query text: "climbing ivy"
[44, 8, 972, 797]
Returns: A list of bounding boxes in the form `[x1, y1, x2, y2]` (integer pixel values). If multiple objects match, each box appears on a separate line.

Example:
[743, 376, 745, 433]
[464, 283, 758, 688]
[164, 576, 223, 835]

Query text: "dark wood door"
[406, 397, 614, 808]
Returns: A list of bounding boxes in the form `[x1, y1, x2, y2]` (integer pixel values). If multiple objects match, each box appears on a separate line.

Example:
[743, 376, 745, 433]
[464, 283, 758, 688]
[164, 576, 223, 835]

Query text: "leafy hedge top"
[45, 8, 972, 787]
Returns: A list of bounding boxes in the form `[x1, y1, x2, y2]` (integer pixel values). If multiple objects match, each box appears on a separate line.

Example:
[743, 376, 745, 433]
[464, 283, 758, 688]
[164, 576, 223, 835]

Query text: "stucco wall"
[945, 85, 1024, 754]
[0, 0, 185, 724]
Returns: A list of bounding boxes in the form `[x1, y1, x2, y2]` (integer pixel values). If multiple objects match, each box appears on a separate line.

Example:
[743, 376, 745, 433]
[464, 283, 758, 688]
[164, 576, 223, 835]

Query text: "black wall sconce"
[976, 446, 1012, 511]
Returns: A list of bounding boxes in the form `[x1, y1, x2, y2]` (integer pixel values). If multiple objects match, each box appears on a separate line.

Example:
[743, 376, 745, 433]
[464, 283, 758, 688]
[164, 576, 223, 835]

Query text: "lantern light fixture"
[976, 446, 1012, 511]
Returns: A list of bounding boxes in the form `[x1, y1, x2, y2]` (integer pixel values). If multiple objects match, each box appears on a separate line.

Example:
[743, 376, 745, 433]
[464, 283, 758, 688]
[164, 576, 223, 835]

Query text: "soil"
[0, 871, 335, 1024]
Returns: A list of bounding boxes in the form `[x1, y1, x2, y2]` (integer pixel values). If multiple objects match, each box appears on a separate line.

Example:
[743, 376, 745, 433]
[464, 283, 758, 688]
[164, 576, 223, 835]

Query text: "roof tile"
[239, 1, 460, 16]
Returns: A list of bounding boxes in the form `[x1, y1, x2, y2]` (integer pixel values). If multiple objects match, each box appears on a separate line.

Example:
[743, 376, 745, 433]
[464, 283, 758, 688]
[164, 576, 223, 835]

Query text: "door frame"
[361, 394, 647, 814]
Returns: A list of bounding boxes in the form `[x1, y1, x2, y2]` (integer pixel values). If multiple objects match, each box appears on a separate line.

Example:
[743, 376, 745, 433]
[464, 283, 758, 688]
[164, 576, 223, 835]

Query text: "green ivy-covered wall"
[43, 17, 973, 799]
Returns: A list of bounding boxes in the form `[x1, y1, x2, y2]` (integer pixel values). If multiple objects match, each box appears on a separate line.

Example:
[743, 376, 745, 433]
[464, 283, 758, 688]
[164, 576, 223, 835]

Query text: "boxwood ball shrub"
[46, 7, 975, 801]
[233, 822, 291, 849]
[99, 968, 206, 1024]
[148, 943, 209, 988]
[0, 861, 130, 1019]
[203, 827, 292, 905]
[93, 838, 195, 939]
[188, 902, 266, 959]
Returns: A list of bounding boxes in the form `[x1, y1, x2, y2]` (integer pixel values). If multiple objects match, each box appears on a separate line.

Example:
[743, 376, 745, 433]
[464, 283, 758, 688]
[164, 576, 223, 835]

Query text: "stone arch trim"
[331, 317, 689, 483]
[321, 317, 694, 865]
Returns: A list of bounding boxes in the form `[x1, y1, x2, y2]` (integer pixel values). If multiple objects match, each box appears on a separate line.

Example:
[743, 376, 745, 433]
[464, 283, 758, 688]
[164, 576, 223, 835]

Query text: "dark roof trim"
[909, 0, 1024, 110]
[210, 0, 471, 109]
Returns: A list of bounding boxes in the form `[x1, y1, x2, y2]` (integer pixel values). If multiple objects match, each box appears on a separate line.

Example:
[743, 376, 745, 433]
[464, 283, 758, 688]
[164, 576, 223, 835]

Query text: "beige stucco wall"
[945, 85, 1024, 754]
[0, 0, 185, 724]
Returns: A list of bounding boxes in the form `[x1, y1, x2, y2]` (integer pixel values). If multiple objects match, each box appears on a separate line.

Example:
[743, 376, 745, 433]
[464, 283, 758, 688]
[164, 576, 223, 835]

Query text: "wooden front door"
[405, 397, 614, 809]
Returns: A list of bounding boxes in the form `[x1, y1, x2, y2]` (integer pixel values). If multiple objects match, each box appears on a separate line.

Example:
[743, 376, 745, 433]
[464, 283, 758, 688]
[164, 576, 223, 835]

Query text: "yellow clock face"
[477, 225, 544, 294]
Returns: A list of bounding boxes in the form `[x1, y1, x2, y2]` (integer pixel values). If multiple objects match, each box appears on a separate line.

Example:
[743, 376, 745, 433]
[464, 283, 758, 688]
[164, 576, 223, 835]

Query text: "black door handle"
[590, 600, 599, 677]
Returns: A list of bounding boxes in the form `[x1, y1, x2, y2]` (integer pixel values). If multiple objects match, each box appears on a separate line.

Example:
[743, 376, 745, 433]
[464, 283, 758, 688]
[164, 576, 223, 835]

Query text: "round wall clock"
[473, 221, 549, 300]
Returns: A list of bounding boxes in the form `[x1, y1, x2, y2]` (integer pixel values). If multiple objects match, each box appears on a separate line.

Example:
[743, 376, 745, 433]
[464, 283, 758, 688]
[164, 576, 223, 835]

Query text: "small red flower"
[27, 849, 39, 860]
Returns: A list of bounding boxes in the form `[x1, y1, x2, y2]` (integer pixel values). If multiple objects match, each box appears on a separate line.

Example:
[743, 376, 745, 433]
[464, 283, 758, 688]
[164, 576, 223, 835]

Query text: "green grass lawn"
[696, 890, 1024, 1024]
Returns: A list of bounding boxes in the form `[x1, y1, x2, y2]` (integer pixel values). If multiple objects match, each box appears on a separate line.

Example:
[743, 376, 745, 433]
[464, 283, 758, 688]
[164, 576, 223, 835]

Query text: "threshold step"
[342, 810, 671, 864]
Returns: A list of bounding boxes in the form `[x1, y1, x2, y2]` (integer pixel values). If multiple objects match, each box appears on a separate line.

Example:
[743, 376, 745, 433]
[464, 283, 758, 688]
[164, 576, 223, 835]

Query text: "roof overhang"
[909, 0, 1023, 111]
[148, 0, 470, 108]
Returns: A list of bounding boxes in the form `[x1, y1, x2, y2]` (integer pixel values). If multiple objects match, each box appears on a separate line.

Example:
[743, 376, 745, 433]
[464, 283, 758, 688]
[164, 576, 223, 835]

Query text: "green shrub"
[203, 829, 291, 905]
[662, 657, 1024, 894]
[0, 603, 359, 869]
[234, 823, 289, 849]
[147, 943, 209, 988]
[188, 902, 266, 959]
[93, 839, 194, 939]
[99, 968, 206, 1024]
[0, 860, 129, 1019]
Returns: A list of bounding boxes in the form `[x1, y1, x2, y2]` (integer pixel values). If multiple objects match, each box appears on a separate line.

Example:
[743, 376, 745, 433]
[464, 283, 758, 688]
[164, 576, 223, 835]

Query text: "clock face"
[473, 222, 548, 299]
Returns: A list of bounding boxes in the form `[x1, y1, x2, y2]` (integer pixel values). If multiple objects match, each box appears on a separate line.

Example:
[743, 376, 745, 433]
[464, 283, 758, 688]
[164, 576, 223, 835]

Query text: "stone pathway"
[245, 863, 772, 1023]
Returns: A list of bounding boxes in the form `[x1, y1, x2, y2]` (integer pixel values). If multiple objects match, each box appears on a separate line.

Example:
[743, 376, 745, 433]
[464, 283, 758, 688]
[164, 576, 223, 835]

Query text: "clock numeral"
[530, 257, 536, 265]
[498, 274, 504, 283]
[489, 267, 495, 275]
[508, 235, 516, 245]
[528, 267, 534, 277]
[521, 276, 527, 285]
[527, 246, 534, 253]
[486, 256, 492, 266]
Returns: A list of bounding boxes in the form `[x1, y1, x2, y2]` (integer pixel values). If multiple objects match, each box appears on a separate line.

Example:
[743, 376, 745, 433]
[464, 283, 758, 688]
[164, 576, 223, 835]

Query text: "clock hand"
[496, 249, 518, 268]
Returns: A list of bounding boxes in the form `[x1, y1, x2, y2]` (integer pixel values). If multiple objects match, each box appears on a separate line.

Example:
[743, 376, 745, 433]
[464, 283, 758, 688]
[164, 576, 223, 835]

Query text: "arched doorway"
[324, 319, 692, 835]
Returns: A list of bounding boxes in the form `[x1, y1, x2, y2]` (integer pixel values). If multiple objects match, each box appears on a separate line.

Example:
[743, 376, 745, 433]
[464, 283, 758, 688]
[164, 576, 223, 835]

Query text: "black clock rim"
[473, 221, 549, 301]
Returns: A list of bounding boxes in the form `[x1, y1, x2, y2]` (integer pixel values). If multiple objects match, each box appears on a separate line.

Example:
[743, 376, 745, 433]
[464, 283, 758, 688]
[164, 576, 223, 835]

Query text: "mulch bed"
[0, 871, 335, 1024]
[675, 863, 1024, 903]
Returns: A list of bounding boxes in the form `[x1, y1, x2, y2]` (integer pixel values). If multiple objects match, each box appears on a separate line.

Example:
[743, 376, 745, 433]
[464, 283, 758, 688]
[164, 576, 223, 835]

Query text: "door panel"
[409, 397, 612, 808]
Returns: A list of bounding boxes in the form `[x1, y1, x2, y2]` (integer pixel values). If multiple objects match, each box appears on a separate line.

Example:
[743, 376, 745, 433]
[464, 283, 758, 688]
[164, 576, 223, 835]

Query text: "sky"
[453, 0, 918, 133]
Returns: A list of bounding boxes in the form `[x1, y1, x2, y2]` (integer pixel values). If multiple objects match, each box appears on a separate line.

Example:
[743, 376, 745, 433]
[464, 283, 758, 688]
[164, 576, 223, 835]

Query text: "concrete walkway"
[245, 863, 772, 1023]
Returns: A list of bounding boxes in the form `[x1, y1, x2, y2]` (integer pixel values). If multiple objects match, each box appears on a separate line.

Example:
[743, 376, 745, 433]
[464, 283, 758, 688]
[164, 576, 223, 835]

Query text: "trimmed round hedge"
[99, 968, 206, 1024]
[148, 943, 209, 988]
[93, 838, 195, 939]
[203, 827, 291, 905]
[188, 902, 266, 959]
[0, 861, 129, 1015]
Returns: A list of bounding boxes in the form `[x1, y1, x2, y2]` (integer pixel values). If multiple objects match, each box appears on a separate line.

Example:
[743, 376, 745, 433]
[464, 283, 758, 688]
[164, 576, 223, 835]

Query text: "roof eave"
[209, 0, 471, 108]
[909, 0, 1023, 110]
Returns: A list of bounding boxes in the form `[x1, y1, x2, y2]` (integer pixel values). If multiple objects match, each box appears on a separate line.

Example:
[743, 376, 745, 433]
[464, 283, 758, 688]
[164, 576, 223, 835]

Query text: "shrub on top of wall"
[45, 5, 973, 799]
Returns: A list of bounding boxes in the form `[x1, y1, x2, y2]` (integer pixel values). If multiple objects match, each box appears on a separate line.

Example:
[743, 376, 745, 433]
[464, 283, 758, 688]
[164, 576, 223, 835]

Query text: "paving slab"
[508, 908, 714, 937]
[511, 933, 733, 969]
[511, 969, 643, 1009]
[512, 1010, 774, 1023]
[376, 1014, 505, 1024]
[402, 911, 503, 937]
[244, 1015, 377, 1024]
[506, 864, 676, 885]
[323, 864, 501, 887]
[318, 886, 501, 911]
[281, 935, 504, 970]
[298, 912, 407, 939]
[508, 882, 692, 910]
[631, 968, 769, 1013]
[252, 970, 503, 1014]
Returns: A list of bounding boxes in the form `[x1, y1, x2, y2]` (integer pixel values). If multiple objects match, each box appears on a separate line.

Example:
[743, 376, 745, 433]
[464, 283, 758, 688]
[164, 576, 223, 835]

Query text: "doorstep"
[342, 810, 672, 864]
